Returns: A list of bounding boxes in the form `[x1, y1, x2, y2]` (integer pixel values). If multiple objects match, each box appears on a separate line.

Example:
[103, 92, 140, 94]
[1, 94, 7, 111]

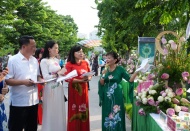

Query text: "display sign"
[138, 37, 155, 64]
[167, 116, 177, 131]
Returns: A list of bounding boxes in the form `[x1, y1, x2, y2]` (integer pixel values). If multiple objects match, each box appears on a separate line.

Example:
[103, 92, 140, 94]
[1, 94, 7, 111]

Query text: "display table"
[132, 99, 170, 131]
[121, 80, 169, 131]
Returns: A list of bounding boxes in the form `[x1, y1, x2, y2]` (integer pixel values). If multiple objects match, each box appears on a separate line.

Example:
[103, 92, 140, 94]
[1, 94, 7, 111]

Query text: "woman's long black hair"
[41, 40, 57, 59]
[34, 48, 44, 59]
[67, 45, 82, 64]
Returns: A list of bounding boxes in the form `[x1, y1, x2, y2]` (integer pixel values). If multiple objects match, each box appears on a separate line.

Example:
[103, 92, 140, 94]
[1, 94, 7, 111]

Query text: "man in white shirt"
[5, 35, 43, 131]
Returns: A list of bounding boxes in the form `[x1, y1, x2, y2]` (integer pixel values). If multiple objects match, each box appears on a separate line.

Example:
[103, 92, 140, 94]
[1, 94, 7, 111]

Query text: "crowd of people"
[0, 35, 138, 131]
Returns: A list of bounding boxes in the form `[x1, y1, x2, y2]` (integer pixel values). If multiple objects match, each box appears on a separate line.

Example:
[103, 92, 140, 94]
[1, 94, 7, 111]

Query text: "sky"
[42, 0, 99, 35]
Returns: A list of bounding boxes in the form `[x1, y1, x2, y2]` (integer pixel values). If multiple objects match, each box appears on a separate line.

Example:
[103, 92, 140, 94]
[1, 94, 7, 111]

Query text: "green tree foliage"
[95, 0, 162, 57]
[95, 0, 190, 56]
[135, 0, 190, 33]
[0, 0, 78, 56]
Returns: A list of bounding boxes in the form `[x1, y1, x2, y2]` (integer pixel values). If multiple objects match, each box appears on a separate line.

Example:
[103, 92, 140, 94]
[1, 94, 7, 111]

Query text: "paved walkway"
[4, 76, 131, 131]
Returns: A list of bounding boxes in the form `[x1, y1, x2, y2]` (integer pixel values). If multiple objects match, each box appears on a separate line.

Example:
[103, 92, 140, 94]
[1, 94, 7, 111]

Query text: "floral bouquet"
[156, 37, 190, 90]
[136, 72, 190, 116]
[136, 31, 190, 116]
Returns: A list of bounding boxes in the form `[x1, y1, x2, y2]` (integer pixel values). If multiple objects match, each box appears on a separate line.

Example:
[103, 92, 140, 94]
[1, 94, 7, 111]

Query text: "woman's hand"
[2, 82, 8, 95]
[0, 67, 9, 82]
[99, 78, 105, 85]
[22, 79, 35, 86]
[57, 68, 67, 76]
[0, 94, 4, 102]
[82, 76, 92, 82]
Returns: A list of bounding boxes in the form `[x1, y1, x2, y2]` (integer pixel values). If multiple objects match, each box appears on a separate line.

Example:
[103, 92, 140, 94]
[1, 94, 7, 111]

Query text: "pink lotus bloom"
[176, 88, 183, 96]
[161, 38, 167, 44]
[181, 98, 190, 104]
[155, 101, 159, 106]
[160, 90, 165, 95]
[171, 42, 177, 50]
[180, 106, 189, 112]
[136, 101, 141, 106]
[172, 98, 180, 104]
[148, 74, 155, 80]
[161, 73, 169, 80]
[182, 72, 189, 77]
[166, 108, 175, 116]
[113, 105, 120, 113]
[109, 113, 114, 119]
[148, 99, 155, 106]
[162, 92, 167, 97]
[183, 77, 188, 81]
[163, 48, 168, 55]
[138, 108, 146, 116]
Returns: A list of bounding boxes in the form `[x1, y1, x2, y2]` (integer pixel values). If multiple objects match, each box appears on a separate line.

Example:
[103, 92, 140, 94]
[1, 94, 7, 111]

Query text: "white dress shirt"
[6, 52, 39, 106]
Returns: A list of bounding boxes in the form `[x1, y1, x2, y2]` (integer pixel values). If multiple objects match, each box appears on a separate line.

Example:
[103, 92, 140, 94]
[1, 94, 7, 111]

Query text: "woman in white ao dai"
[40, 40, 67, 131]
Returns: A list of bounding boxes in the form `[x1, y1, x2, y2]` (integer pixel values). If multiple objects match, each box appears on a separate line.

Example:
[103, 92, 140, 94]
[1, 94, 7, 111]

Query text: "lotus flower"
[161, 73, 169, 80]
[142, 98, 148, 104]
[171, 42, 177, 50]
[183, 77, 188, 81]
[158, 96, 164, 102]
[167, 92, 175, 98]
[166, 108, 175, 116]
[172, 98, 180, 104]
[165, 88, 173, 93]
[161, 38, 167, 44]
[174, 105, 181, 112]
[135, 101, 141, 106]
[175, 88, 183, 96]
[180, 37, 186, 42]
[148, 99, 155, 106]
[147, 74, 155, 80]
[181, 98, 190, 104]
[180, 106, 189, 112]
[149, 90, 157, 95]
[163, 48, 168, 55]
[162, 92, 167, 97]
[138, 108, 146, 116]
[182, 71, 189, 77]
[155, 101, 159, 106]
[109, 113, 114, 119]
[164, 96, 171, 102]
[113, 105, 120, 113]
[160, 90, 165, 95]
[168, 40, 174, 44]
